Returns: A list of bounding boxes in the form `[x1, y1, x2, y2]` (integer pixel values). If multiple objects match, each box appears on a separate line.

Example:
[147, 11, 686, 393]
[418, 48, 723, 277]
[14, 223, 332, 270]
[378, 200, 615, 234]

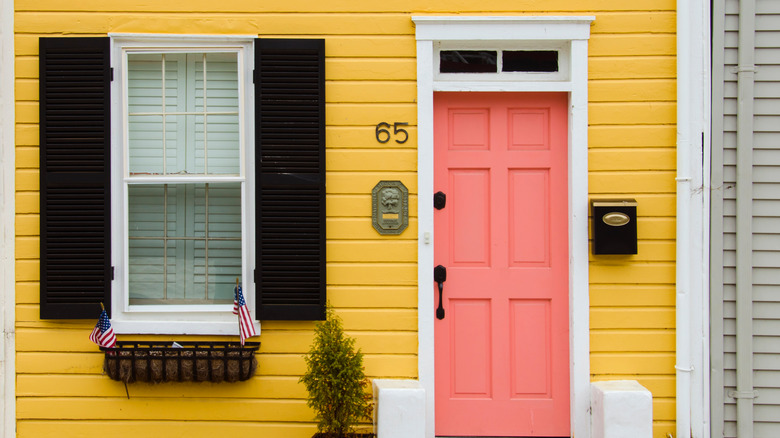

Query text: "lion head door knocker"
[372, 181, 409, 235]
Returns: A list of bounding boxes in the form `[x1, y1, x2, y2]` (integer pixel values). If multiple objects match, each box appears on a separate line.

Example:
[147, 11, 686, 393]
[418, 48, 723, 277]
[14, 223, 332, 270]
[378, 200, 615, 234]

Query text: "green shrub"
[300, 308, 373, 436]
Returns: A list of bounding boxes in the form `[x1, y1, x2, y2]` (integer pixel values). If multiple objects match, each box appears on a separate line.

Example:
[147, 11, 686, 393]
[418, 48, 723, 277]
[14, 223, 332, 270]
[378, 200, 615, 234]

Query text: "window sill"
[112, 319, 261, 336]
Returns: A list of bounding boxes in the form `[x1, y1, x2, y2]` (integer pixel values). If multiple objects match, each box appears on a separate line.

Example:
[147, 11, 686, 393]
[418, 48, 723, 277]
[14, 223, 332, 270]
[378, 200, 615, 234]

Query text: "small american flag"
[234, 285, 257, 345]
[89, 309, 116, 348]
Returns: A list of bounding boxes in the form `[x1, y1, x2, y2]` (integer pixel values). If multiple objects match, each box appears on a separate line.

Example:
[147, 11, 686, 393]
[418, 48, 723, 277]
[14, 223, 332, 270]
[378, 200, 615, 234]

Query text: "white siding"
[715, 0, 780, 436]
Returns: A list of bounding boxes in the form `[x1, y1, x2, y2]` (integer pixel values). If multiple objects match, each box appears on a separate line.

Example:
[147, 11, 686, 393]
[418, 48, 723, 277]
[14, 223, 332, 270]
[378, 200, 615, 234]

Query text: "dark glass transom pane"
[502, 51, 559, 72]
[440, 50, 497, 73]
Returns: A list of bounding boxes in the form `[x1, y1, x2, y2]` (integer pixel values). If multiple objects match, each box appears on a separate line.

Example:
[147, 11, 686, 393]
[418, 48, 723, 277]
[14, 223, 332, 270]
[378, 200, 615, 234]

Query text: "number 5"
[394, 122, 409, 144]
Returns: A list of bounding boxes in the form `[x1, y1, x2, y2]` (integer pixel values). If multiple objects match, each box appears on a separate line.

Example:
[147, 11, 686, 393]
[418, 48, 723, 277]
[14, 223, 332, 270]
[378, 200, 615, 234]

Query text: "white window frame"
[109, 34, 259, 335]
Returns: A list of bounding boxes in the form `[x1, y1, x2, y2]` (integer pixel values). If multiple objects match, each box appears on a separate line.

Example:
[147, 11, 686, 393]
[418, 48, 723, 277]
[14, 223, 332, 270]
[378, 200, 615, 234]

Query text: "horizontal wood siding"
[14, 2, 677, 437]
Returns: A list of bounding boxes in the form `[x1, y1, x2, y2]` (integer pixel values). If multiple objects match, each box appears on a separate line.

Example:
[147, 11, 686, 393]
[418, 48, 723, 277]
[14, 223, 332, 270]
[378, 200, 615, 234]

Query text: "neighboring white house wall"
[712, 0, 780, 437]
[0, 0, 16, 437]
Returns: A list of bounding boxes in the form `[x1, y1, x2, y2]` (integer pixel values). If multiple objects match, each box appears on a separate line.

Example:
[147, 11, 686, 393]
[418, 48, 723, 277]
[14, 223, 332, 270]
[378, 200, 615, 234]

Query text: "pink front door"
[433, 92, 570, 437]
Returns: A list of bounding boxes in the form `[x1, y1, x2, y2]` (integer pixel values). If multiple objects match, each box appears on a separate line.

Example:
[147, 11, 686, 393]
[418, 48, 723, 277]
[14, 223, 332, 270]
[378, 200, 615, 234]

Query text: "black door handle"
[434, 265, 447, 320]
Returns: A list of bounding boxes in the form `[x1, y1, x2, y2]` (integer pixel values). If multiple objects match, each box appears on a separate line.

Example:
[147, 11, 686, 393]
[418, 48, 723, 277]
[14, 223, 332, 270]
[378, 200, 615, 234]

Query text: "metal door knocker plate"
[372, 180, 409, 235]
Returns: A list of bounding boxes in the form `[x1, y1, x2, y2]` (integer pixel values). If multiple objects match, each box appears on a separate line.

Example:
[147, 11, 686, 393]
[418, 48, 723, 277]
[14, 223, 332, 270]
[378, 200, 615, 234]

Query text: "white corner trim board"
[413, 15, 593, 438]
[0, 0, 15, 437]
[676, 1, 710, 437]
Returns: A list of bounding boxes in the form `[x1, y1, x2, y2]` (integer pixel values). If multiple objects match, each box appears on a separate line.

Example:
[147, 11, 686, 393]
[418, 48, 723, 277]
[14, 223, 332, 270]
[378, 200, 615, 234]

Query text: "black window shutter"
[39, 37, 111, 319]
[255, 39, 326, 320]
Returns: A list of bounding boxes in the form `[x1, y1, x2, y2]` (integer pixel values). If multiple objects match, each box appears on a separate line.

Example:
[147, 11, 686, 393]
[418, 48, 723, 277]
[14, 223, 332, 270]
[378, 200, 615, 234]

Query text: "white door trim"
[413, 16, 593, 438]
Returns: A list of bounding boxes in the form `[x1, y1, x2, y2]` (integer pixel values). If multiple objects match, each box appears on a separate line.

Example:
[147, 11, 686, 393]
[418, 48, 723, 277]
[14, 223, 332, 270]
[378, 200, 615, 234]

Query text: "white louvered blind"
[126, 52, 242, 305]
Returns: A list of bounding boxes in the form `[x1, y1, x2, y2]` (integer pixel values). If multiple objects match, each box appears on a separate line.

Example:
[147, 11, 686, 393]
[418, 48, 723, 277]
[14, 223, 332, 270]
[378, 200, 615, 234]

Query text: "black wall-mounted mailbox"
[591, 199, 638, 255]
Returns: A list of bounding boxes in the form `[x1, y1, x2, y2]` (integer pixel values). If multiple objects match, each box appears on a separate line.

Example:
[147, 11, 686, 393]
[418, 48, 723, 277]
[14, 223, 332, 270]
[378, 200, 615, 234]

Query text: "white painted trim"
[676, 1, 710, 437]
[109, 36, 259, 336]
[0, 0, 15, 436]
[413, 15, 593, 438]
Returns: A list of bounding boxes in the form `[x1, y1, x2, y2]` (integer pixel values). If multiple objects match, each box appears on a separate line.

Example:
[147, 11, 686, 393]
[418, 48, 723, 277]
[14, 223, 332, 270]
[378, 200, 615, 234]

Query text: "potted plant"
[300, 308, 374, 438]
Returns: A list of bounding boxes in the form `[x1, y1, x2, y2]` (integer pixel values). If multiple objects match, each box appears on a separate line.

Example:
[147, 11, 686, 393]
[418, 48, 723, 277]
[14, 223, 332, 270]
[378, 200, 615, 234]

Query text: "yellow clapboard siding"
[590, 285, 675, 307]
[589, 102, 676, 125]
[259, 330, 417, 354]
[15, 282, 38, 304]
[328, 263, 417, 287]
[590, 353, 675, 375]
[326, 195, 418, 218]
[590, 56, 676, 79]
[327, 172, 418, 194]
[327, 81, 416, 102]
[15, 237, 39, 259]
[589, 34, 676, 57]
[327, 58, 416, 81]
[589, 148, 675, 171]
[15, 34, 418, 58]
[590, 330, 675, 352]
[15, 13, 415, 36]
[15, 169, 38, 191]
[590, 263, 675, 285]
[15, 125, 38, 147]
[14, 1, 680, 432]
[15, 101, 38, 124]
[590, 308, 675, 329]
[328, 218, 418, 239]
[17, 397, 313, 421]
[589, 171, 676, 193]
[327, 126, 417, 149]
[590, 12, 675, 34]
[328, 240, 417, 262]
[327, 149, 416, 171]
[15, 146, 38, 167]
[17, 374, 307, 398]
[15, 214, 38, 236]
[17, 352, 102, 374]
[15, 192, 38, 214]
[590, 125, 676, 147]
[327, 103, 417, 126]
[589, 79, 676, 102]
[14, 0, 677, 13]
[15, 79, 37, 101]
[15, 260, 38, 282]
[328, 286, 417, 308]
[18, 421, 317, 438]
[592, 375, 676, 397]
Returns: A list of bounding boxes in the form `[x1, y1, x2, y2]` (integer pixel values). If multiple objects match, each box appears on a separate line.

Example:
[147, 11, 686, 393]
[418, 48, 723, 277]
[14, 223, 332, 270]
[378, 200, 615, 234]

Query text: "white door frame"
[414, 16, 593, 438]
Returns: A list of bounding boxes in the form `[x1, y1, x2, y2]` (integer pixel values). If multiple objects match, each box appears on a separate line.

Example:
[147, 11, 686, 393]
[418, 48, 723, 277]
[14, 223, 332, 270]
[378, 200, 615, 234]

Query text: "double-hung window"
[116, 39, 252, 333]
[39, 36, 326, 331]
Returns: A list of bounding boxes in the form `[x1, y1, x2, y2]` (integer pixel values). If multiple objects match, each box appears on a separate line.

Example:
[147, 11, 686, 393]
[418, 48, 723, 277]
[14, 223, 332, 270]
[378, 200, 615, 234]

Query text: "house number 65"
[375, 122, 409, 144]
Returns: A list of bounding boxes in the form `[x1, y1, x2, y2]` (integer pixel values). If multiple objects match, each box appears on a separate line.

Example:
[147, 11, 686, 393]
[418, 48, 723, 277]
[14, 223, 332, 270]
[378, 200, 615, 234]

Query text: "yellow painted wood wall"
[13, 1, 677, 437]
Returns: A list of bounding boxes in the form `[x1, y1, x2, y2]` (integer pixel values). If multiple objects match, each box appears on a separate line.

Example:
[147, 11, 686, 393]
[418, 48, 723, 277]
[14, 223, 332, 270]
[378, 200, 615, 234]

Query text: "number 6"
[376, 122, 391, 143]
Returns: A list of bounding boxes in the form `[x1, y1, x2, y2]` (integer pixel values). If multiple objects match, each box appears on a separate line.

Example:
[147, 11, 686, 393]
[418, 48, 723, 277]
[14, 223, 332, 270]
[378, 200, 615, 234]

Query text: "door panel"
[434, 92, 569, 437]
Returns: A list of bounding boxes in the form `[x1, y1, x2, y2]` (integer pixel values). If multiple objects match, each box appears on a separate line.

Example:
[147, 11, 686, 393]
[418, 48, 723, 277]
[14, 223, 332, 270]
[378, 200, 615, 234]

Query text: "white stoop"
[372, 379, 425, 438]
[591, 380, 653, 438]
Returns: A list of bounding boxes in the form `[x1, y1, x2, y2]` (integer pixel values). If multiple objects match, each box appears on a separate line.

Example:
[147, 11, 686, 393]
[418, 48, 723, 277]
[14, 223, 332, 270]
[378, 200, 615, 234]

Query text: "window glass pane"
[127, 52, 240, 176]
[128, 183, 242, 305]
[502, 50, 559, 72]
[440, 50, 497, 73]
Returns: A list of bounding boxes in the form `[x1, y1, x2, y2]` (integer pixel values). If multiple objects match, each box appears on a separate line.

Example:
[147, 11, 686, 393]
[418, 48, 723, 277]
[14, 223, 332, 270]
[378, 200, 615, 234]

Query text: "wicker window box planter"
[101, 341, 260, 383]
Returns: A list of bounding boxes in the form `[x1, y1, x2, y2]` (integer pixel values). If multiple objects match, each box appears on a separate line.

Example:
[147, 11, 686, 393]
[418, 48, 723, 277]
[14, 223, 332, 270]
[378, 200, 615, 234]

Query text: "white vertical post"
[0, 0, 16, 437]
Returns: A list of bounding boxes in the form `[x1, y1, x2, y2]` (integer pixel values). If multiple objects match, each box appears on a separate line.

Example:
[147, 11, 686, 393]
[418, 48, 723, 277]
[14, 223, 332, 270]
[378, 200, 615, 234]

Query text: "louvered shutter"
[39, 37, 112, 319]
[255, 39, 326, 320]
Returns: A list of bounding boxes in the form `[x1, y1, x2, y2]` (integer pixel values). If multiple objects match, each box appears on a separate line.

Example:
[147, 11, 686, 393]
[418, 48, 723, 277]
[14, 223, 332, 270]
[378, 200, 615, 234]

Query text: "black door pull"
[434, 265, 447, 320]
